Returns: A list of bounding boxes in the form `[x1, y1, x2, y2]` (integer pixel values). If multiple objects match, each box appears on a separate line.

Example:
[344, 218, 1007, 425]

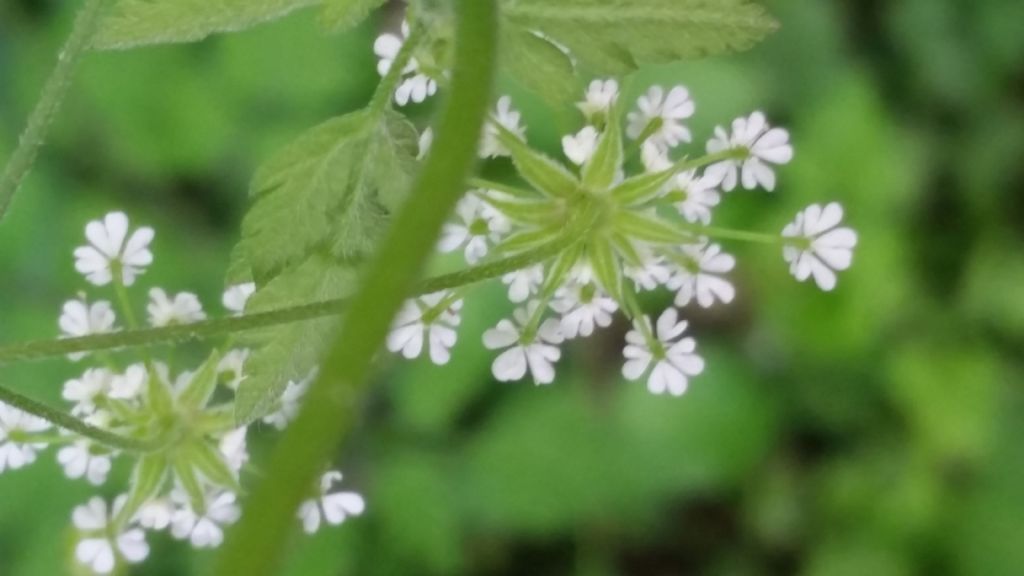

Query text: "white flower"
[109, 364, 147, 400]
[641, 140, 673, 173]
[73, 212, 154, 286]
[672, 170, 721, 225]
[217, 349, 249, 390]
[387, 292, 462, 365]
[667, 242, 737, 308]
[170, 490, 241, 548]
[72, 497, 149, 574]
[627, 85, 696, 150]
[374, 22, 437, 106]
[502, 264, 544, 303]
[57, 441, 112, 485]
[58, 296, 117, 361]
[262, 374, 312, 430]
[219, 427, 249, 473]
[622, 309, 705, 396]
[135, 498, 173, 531]
[222, 283, 255, 315]
[298, 471, 366, 534]
[782, 202, 858, 291]
[63, 368, 113, 416]
[625, 257, 672, 292]
[0, 403, 50, 473]
[147, 288, 205, 327]
[705, 111, 794, 192]
[480, 96, 525, 158]
[550, 281, 618, 339]
[483, 303, 564, 384]
[562, 126, 600, 166]
[577, 78, 619, 120]
[438, 195, 509, 264]
[418, 127, 434, 160]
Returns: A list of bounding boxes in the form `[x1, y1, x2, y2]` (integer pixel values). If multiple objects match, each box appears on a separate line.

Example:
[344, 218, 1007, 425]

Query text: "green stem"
[0, 0, 108, 222]
[0, 237, 575, 366]
[468, 178, 539, 198]
[213, 3, 498, 574]
[368, 24, 425, 115]
[674, 222, 788, 246]
[0, 385, 159, 452]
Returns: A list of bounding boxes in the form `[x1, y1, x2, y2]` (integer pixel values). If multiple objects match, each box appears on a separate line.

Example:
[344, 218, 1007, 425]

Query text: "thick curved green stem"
[0, 0, 108, 222]
[212, 2, 498, 574]
[0, 385, 159, 452]
[0, 236, 573, 365]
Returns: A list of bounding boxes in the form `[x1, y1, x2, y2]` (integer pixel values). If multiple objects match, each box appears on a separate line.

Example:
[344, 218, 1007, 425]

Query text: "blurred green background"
[2, 0, 1023, 574]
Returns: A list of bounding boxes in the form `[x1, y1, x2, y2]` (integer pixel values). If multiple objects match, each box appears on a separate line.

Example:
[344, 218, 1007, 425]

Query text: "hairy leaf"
[321, 0, 388, 31]
[234, 109, 418, 283]
[500, 0, 778, 75]
[501, 26, 579, 104]
[94, 0, 321, 50]
[234, 253, 360, 424]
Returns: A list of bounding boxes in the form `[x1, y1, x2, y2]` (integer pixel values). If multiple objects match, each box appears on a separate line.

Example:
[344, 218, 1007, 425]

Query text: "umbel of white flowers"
[387, 78, 858, 395]
[0, 212, 365, 575]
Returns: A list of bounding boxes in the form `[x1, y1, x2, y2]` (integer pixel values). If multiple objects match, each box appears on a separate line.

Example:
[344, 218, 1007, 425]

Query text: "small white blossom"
[57, 441, 112, 485]
[562, 126, 600, 166]
[262, 374, 312, 430]
[73, 212, 154, 286]
[374, 22, 437, 106]
[622, 309, 705, 396]
[0, 403, 50, 473]
[667, 242, 737, 308]
[625, 257, 672, 292]
[705, 111, 794, 192]
[109, 364, 147, 400]
[641, 140, 673, 173]
[480, 96, 525, 158]
[438, 195, 510, 264]
[135, 498, 173, 531]
[387, 292, 462, 365]
[59, 296, 117, 361]
[147, 288, 205, 327]
[63, 368, 113, 416]
[550, 281, 618, 339]
[502, 264, 544, 303]
[170, 489, 240, 549]
[222, 283, 255, 315]
[298, 471, 366, 534]
[483, 303, 564, 384]
[782, 202, 858, 291]
[73, 497, 149, 574]
[627, 85, 695, 150]
[577, 78, 619, 120]
[217, 349, 249, 390]
[673, 170, 721, 225]
[219, 427, 249, 473]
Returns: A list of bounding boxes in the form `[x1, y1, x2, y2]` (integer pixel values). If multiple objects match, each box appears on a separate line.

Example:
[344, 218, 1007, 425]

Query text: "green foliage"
[321, 0, 389, 31]
[94, 0, 321, 49]
[500, 0, 778, 77]
[499, 26, 579, 104]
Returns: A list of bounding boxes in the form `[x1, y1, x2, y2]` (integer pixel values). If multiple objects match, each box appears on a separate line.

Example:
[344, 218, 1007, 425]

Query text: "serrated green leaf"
[177, 350, 221, 411]
[582, 110, 622, 191]
[501, 25, 579, 104]
[613, 210, 688, 245]
[496, 125, 580, 199]
[233, 253, 359, 424]
[94, 0, 321, 50]
[501, 0, 778, 74]
[234, 109, 418, 282]
[320, 0, 387, 31]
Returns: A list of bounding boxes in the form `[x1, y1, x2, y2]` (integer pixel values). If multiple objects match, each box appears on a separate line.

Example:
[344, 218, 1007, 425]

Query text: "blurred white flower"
[438, 195, 509, 264]
[550, 281, 618, 339]
[483, 303, 564, 384]
[627, 85, 695, 150]
[222, 283, 255, 315]
[705, 111, 793, 192]
[170, 489, 240, 549]
[562, 126, 600, 166]
[480, 96, 525, 158]
[782, 202, 858, 291]
[298, 471, 366, 534]
[57, 440, 112, 485]
[58, 296, 117, 361]
[502, 264, 544, 304]
[0, 402, 50, 473]
[387, 292, 462, 365]
[73, 212, 154, 286]
[374, 21, 437, 106]
[577, 78, 619, 120]
[668, 242, 737, 308]
[72, 496, 149, 575]
[622, 309, 705, 396]
[63, 368, 113, 416]
[147, 288, 205, 327]
[262, 373, 312, 430]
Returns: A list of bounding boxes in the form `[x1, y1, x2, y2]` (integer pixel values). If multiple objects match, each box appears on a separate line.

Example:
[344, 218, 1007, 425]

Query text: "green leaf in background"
[500, 0, 778, 75]
[321, 0, 389, 32]
[500, 26, 579, 104]
[234, 253, 359, 423]
[94, 0, 321, 50]
[234, 109, 418, 283]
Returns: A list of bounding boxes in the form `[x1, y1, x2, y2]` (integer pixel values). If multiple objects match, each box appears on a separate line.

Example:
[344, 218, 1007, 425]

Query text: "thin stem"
[368, 25, 425, 115]
[675, 222, 788, 246]
[0, 236, 577, 366]
[468, 178, 539, 198]
[0, 384, 159, 452]
[214, 3, 499, 573]
[0, 0, 108, 222]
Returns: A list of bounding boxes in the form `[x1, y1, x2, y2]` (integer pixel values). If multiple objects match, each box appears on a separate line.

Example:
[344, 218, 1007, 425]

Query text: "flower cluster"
[0, 213, 364, 575]
[388, 80, 858, 395]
